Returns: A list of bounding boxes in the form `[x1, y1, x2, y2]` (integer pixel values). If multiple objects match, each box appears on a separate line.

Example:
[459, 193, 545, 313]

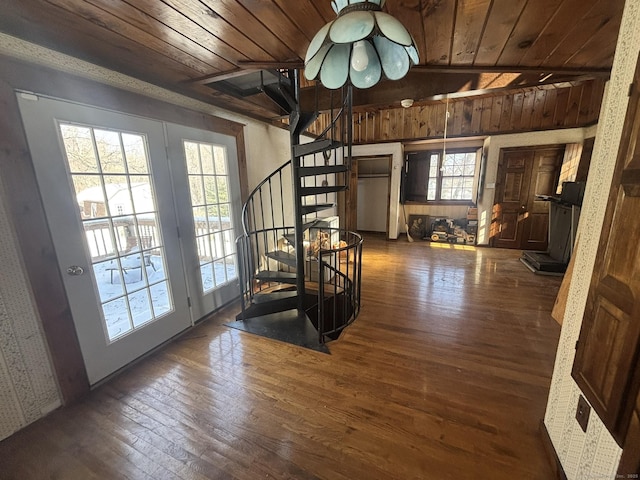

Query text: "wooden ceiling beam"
[298, 71, 595, 112]
[412, 64, 611, 77]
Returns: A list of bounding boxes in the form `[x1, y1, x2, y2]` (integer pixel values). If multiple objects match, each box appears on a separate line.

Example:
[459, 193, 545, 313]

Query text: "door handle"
[66, 265, 85, 276]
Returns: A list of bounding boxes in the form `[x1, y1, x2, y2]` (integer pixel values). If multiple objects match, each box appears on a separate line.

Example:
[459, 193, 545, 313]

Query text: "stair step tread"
[266, 250, 297, 267]
[294, 139, 342, 158]
[298, 165, 348, 177]
[256, 270, 297, 284]
[283, 220, 319, 246]
[300, 186, 347, 196]
[301, 203, 335, 215]
[252, 291, 298, 304]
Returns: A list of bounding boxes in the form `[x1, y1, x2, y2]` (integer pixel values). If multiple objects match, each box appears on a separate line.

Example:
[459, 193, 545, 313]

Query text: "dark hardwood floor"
[0, 234, 561, 479]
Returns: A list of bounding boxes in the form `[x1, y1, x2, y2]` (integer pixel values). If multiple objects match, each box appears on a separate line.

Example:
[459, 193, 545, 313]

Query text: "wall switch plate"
[576, 394, 591, 432]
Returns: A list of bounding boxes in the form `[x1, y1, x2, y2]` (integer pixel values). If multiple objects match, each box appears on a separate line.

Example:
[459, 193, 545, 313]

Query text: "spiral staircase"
[225, 70, 363, 353]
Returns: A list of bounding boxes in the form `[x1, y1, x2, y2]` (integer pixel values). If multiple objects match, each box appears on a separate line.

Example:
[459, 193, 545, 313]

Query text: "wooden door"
[573, 54, 640, 448]
[338, 159, 358, 231]
[492, 146, 563, 250]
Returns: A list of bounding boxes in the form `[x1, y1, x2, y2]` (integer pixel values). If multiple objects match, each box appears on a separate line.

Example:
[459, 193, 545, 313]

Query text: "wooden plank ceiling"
[0, 0, 625, 128]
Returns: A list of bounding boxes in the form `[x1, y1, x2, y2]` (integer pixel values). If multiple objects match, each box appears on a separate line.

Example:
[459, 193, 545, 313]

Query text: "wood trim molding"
[539, 420, 568, 480]
[0, 75, 89, 403]
[0, 54, 248, 403]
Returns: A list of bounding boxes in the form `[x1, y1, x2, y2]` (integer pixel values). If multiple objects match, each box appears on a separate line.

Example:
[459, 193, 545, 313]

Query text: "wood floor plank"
[0, 233, 560, 479]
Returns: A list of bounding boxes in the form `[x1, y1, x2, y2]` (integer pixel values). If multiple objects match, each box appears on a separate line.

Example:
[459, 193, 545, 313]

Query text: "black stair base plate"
[225, 309, 329, 354]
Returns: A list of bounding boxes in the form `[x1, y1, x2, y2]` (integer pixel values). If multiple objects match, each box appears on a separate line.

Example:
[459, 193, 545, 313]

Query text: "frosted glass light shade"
[304, 0, 418, 89]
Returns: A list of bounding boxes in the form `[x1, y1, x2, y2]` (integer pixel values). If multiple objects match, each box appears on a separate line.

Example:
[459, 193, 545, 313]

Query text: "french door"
[17, 95, 240, 384]
[166, 124, 241, 321]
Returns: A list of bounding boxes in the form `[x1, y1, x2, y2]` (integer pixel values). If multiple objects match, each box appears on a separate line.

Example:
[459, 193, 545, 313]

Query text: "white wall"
[543, 1, 640, 478]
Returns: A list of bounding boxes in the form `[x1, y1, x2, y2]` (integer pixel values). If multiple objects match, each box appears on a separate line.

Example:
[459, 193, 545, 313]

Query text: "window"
[403, 149, 478, 203]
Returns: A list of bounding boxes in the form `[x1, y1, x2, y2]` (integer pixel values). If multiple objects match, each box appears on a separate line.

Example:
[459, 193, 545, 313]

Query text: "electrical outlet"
[576, 394, 591, 433]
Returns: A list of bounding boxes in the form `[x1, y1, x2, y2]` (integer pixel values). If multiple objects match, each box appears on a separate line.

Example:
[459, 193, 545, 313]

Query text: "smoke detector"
[401, 99, 414, 108]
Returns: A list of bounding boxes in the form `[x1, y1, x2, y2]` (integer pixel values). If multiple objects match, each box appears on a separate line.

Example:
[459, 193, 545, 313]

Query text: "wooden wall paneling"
[385, 1, 427, 71]
[312, 0, 336, 23]
[83, 0, 235, 71]
[343, 82, 603, 144]
[49, 0, 218, 74]
[567, 12, 623, 68]
[473, 0, 528, 66]
[412, 106, 424, 139]
[490, 96, 503, 131]
[234, 0, 308, 59]
[470, 98, 484, 134]
[577, 80, 595, 126]
[403, 108, 411, 139]
[589, 79, 606, 122]
[461, 99, 474, 135]
[421, 0, 456, 64]
[435, 102, 447, 137]
[553, 88, 571, 127]
[366, 111, 375, 144]
[519, 90, 536, 131]
[541, 89, 558, 129]
[450, 0, 493, 65]
[270, 0, 326, 45]
[380, 110, 391, 141]
[530, 89, 547, 129]
[510, 91, 525, 131]
[451, 100, 465, 135]
[480, 96, 494, 132]
[0, 0, 207, 81]
[122, 0, 281, 64]
[497, 0, 564, 66]
[387, 109, 397, 140]
[543, 0, 625, 68]
[170, 0, 288, 61]
[564, 83, 584, 126]
[499, 94, 513, 132]
[519, 0, 585, 66]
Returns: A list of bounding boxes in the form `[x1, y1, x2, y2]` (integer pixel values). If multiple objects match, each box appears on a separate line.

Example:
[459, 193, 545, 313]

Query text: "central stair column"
[290, 69, 306, 311]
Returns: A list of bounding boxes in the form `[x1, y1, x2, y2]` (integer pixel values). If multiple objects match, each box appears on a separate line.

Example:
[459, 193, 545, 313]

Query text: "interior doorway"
[491, 145, 564, 250]
[338, 155, 392, 234]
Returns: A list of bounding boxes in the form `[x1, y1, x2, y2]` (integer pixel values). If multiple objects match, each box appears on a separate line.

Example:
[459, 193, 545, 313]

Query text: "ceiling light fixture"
[400, 98, 414, 108]
[304, 0, 420, 90]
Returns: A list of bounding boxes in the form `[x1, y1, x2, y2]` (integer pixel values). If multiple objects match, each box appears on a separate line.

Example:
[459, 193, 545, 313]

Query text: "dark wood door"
[338, 159, 357, 232]
[492, 147, 563, 250]
[573, 54, 640, 448]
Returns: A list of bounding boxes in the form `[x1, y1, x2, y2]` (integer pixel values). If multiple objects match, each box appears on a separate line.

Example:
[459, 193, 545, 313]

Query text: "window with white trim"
[404, 149, 478, 203]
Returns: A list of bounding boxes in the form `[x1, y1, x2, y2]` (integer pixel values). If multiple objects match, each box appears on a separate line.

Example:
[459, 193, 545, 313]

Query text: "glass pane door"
[167, 124, 242, 321]
[18, 95, 190, 384]
[184, 140, 238, 293]
[60, 124, 173, 342]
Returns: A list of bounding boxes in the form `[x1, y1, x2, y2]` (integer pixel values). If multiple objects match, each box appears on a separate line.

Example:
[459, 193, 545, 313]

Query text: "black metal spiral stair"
[226, 70, 363, 352]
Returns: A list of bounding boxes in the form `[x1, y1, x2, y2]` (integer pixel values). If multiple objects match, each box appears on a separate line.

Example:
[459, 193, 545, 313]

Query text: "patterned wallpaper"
[0, 180, 61, 441]
[543, 1, 640, 478]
